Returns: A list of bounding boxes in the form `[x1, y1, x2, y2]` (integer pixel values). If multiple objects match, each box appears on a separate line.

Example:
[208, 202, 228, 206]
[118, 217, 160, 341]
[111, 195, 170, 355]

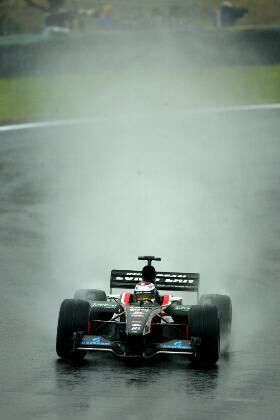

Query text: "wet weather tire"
[199, 294, 232, 351]
[56, 299, 90, 360]
[189, 305, 220, 365]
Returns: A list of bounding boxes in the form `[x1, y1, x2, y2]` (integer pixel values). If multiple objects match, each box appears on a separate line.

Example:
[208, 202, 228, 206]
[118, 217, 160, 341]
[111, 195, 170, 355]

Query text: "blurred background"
[1, 0, 280, 35]
[1, 1, 280, 124]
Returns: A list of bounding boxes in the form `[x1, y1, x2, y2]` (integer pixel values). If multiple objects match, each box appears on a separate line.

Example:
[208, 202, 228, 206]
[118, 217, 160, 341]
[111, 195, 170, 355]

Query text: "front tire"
[199, 294, 232, 351]
[189, 305, 220, 365]
[56, 299, 90, 360]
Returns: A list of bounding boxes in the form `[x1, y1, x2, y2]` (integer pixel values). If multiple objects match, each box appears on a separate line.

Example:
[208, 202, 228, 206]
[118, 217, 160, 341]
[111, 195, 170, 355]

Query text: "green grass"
[202, 65, 280, 105]
[0, 78, 46, 122]
[0, 76, 102, 123]
[1, 65, 280, 124]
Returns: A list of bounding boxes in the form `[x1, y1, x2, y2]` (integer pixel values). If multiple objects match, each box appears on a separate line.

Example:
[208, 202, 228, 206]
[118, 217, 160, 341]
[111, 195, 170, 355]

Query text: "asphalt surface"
[0, 111, 280, 420]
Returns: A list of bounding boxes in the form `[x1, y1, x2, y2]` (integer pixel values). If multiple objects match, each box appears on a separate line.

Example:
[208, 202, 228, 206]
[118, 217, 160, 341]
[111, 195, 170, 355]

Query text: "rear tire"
[199, 294, 232, 351]
[56, 299, 90, 360]
[74, 289, 107, 302]
[189, 305, 220, 365]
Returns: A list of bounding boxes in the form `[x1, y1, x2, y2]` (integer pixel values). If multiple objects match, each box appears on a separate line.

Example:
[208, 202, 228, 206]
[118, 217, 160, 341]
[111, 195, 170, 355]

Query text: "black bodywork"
[75, 300, 194, 358]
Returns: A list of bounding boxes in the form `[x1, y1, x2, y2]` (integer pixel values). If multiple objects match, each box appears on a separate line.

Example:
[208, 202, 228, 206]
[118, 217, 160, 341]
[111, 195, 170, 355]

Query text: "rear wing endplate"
[110, 270, 199, 293]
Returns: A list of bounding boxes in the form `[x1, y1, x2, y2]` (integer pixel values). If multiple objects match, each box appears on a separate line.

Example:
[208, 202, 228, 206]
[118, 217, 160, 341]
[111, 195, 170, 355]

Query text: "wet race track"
[0, 110, 280, 420]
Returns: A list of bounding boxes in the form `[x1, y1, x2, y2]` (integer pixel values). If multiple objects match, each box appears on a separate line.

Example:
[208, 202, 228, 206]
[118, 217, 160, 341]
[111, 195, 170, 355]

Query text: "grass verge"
[1, 65, 280, 124]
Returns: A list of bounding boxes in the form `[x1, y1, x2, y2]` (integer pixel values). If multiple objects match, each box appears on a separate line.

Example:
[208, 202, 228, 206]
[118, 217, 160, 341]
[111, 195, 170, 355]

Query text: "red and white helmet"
[134, 281, 156, 302]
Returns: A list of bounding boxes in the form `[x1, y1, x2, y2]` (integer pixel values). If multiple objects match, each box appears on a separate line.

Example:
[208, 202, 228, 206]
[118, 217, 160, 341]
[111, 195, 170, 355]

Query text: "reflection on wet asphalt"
[0, 112, 280, 420]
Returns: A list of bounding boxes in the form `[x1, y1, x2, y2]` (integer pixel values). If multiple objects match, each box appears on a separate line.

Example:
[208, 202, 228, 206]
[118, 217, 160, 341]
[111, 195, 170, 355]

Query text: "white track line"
[0, 119, 91, 133]
[0, 103, 280, 132]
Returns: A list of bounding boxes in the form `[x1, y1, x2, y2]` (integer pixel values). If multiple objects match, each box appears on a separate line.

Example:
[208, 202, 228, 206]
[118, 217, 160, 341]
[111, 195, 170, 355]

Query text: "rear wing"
[110, 270, 200, 293]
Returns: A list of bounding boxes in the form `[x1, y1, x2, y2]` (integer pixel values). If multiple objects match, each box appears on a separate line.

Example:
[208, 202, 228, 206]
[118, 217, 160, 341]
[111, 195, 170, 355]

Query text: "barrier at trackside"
[0, 28, 280, 77]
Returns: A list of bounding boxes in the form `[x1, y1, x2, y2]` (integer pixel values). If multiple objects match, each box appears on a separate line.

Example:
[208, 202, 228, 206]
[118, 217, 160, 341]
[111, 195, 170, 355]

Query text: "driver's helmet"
[134, 281, 157, 302]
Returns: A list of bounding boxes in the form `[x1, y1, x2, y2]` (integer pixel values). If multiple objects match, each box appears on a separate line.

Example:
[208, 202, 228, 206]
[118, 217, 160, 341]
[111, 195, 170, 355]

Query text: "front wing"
[74, 333, 194, 358]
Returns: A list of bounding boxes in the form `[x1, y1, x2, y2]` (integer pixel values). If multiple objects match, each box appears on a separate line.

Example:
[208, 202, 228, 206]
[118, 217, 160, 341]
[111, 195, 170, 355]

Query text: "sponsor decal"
[81, 336, 110, 346]
[131, 326, 141, 331]
[163, 279, 194, 284]
[173, 305, 191, 311]
[158, 274, 188, 278]
[160, 340, 192, 350]
[117, 272, 194, 280]
[128, 307, 149, 312]
[116, 275, 142, 281]
[115, 273, 197, 284]
[91, 302, 116, 308]
[126, 272, 141, 276]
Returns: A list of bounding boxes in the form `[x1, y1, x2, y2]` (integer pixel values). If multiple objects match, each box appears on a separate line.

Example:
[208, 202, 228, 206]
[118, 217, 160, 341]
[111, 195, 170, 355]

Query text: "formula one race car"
[56, 256, 232, 365]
